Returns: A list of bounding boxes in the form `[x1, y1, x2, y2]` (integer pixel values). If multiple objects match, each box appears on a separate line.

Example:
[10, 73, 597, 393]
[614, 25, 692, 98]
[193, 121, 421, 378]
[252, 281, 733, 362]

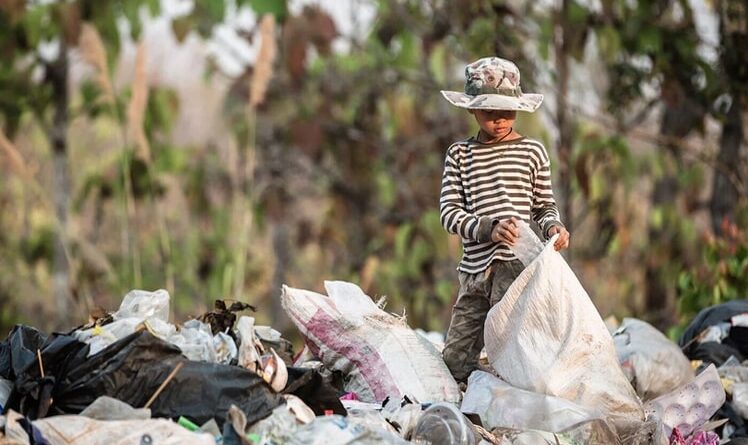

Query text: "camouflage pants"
[442, 259, 525, 383]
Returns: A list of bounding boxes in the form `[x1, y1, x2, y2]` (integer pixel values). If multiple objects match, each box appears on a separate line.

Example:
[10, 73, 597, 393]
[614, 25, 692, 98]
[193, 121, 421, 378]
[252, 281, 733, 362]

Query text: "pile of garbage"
[0, 222, 744, 444]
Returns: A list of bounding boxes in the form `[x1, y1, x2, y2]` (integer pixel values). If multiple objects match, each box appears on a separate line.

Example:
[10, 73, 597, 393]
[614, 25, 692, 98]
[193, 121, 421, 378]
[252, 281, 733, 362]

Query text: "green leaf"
[394, 224, 413, 259]
[567, 1, 589, 24]
[171, 16, 193, 43]
[429, 43, 446, 85]
[376, 171, 396, 208]
[637, 27, 661, 53]
[197, 0, 226, 24]
[248, 0, 287, 19]
[597, 26, 621, 63]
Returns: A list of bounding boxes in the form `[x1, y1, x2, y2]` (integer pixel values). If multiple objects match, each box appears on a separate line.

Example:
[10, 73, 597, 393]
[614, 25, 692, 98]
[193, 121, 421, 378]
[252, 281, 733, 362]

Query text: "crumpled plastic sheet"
[460, 370, 598, 433]
[73, 290, 237, 363]
[289, 415, 409, 445]
[3, 409, 217, 445]
[79, 396, 151, 421]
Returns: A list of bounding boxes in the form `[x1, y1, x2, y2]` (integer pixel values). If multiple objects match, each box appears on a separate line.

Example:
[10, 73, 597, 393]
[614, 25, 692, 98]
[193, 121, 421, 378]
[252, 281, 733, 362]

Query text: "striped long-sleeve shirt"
[440, 136, 563, 273]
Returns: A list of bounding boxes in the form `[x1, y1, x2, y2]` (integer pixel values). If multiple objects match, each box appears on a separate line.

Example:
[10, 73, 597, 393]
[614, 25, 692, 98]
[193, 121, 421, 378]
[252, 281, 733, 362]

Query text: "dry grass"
[0, 129, 32, 179]
[128, 41, 150, 161]
[78, 23, 114, 104]
[249, 14, 276, 108]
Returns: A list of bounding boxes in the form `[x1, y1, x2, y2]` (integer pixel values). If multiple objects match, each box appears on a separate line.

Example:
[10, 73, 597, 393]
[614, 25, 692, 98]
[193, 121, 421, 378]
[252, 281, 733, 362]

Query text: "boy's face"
[470, 109, 517, 140]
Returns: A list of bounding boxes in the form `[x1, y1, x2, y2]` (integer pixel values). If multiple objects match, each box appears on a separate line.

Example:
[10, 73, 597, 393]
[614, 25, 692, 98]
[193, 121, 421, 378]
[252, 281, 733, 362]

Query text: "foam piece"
[644, 364, 725, 437]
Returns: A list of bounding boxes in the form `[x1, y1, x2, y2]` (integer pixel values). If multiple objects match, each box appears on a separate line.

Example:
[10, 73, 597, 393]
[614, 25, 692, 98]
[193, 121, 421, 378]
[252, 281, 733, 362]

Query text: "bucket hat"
[441, 57, 543, 112]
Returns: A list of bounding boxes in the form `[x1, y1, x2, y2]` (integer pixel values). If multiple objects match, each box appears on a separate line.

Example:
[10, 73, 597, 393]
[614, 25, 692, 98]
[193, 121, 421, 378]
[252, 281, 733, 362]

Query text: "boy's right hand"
[491, 217, 519, 245]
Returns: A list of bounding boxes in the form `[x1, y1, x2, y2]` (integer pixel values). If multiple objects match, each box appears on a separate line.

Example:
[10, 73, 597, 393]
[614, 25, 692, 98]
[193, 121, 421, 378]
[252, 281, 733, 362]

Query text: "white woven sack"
[281, 281, 460, 403]
[484, 222, 643, 432]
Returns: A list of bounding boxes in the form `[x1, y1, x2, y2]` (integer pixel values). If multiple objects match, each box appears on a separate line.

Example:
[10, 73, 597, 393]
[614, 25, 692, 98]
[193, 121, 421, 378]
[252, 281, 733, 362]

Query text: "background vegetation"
[1, 0, 746, 339]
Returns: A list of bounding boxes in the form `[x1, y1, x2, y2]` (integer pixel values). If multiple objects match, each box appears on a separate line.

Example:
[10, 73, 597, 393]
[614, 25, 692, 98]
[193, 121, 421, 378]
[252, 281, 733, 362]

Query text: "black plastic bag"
[680, 301, 748, 361]
[9, 330, 283, 426]
[2, 325, 90, 418]
[0, 325, 48, 381]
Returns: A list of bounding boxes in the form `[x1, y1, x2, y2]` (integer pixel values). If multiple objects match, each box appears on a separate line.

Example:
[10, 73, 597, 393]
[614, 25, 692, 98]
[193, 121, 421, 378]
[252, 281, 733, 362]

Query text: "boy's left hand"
[548, 226, 570, 251]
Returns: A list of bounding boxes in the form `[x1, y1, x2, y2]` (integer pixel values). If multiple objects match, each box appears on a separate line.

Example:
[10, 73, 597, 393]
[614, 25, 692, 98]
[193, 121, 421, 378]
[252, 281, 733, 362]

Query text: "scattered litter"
[2, 278, 743, 444]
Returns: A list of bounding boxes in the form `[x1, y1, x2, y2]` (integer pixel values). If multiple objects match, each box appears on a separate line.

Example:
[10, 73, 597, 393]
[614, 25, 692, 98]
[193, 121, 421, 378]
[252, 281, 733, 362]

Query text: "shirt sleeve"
[439, 148, 497, 243]
[531, 150, 564, 239]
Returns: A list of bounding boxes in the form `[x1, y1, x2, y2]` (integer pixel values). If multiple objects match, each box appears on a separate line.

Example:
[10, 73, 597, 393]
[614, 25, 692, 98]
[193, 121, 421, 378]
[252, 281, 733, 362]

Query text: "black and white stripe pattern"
[440, 136, 563, 273]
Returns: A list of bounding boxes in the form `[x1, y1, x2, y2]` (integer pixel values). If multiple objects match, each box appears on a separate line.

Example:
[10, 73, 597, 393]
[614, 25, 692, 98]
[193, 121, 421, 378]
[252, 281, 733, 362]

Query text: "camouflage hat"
[441, 57, 543, 112]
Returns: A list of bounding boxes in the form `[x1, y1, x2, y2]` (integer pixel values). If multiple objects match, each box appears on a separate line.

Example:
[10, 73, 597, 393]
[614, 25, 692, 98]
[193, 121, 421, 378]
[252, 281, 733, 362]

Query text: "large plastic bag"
[483, 221, 643, 433]
[281, 281, 460, 403]
[613, 318, 693, 400]
[460, 370, 599, 433]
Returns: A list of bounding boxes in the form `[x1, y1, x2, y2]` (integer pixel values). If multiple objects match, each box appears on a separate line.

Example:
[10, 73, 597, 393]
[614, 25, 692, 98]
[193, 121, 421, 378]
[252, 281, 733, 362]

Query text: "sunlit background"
[0, 0, 746, 340]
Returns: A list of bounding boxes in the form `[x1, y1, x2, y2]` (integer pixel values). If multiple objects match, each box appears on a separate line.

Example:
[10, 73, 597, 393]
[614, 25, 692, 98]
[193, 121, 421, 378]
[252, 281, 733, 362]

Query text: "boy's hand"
[491, 217, 519, 245]
[548, 225, 570, 251]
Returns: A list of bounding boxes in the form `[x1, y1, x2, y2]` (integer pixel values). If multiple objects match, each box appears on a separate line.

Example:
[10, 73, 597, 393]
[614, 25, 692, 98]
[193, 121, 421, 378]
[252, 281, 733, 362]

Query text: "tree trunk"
[644, 93, 704, 329]
[48, 42, 72, 327]
[711, 97, 744, 233]
[266, 143, 292, 332]
[712, 0, 748, 234]
[554, 0, 574, 251]
[271, 220, 290, 331]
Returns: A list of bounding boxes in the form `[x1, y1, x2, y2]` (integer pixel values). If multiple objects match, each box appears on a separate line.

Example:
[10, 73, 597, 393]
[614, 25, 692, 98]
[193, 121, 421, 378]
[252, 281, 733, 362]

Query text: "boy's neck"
[476, 129, 523, 144]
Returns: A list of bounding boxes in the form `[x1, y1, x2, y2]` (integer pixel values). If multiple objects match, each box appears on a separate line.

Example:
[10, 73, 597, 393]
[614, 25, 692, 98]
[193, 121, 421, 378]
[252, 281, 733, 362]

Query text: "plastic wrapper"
[213, 332, 237, 365]
[236, 316, 262, 370]
[114, 289, 171, 321]
[731, 382, 748, 419]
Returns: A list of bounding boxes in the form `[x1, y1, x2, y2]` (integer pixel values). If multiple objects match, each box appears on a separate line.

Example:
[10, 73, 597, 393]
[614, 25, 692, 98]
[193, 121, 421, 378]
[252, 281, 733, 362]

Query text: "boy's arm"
[440, 151, 497, 243]
[531, 157, 564, 239]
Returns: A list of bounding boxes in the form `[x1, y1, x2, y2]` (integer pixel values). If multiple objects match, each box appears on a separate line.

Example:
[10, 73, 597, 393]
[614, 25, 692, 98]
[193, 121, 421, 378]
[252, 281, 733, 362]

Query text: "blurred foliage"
[0, 0, 746, 338]
[678, 221, 748, 321]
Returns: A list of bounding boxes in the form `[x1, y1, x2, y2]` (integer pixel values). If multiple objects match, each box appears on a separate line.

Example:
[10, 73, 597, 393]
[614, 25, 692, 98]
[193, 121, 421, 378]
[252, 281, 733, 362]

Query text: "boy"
[439, 57, 570, 382]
